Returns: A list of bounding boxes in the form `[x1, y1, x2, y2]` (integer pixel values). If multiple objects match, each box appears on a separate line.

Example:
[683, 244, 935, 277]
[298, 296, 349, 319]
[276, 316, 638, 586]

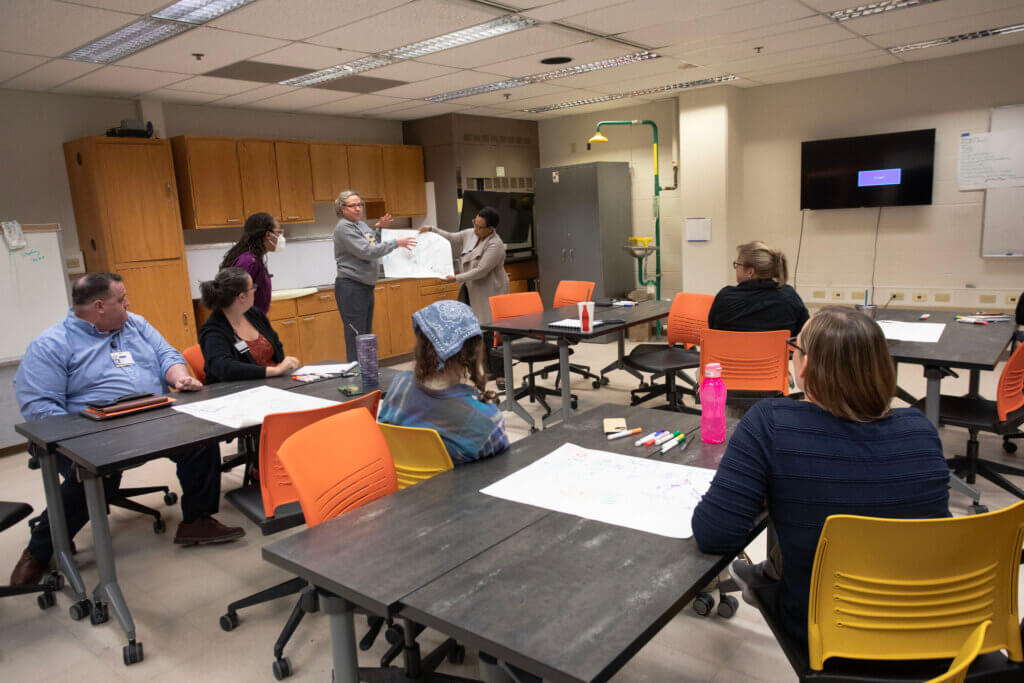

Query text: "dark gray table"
[481, 300, 673, 428]
[263, 404, 746, 683]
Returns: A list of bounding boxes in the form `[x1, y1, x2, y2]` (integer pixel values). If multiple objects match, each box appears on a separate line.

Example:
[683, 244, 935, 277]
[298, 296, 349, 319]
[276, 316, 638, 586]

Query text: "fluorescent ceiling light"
[280, 55, 398, 87]
[381, 15, 539, 60]
[523, 75, 738, 113]
[154, 0, 259, 24]
[829, 0, 943, 22]
[889, 22, 1024, 53]
[65, 18, 191, 63]
[426, 51, 659, 102]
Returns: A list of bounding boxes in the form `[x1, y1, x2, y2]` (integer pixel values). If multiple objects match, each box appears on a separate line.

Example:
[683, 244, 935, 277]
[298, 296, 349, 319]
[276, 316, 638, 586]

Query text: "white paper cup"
[577, 301, 596, 333]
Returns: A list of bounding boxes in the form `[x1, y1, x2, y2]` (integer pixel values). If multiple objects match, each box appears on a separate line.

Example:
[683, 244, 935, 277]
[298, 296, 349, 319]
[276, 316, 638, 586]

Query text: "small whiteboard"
[1, 224, 71, 364]
[982, 104, 1024, 257]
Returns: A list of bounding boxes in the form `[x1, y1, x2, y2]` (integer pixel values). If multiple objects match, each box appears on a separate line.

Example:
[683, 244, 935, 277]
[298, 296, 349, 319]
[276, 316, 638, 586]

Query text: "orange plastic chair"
[260, 390, 381, 518]
[667, 293, 714, 349]
[183, 344, 206, 383]
[277, 407, 398, 528]
[698, 328, 790, 396]
[926, 621, 991, 683]
[489, 291, 544, 323]
[552, 280, 595, 308]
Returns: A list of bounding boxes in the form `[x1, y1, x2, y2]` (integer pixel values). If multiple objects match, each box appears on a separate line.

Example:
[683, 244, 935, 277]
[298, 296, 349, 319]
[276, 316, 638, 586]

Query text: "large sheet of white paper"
[480, 443, 717, 539]
[958, 130, 1024, 190]
[380, 229, 454, 279]
[293, 362, 357, 376]
[172, 386, 339, 429]
[876, 320, 946, 343]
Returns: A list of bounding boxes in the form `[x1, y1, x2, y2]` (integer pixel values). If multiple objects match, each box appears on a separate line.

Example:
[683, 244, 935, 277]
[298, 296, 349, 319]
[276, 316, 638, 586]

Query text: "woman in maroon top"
[219, 212, 284, 315]
[198, 267, 300, 383]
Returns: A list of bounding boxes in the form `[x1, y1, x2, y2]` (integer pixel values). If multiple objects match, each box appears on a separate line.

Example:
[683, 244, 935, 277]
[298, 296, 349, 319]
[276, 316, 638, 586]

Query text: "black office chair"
[490, 340, 578, 419]
[1, 501, 61, 609]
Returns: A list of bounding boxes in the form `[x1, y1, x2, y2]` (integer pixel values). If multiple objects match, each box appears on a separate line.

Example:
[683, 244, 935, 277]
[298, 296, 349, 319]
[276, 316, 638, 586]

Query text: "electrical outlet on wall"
[912, 293, 928, 303]
[1008, 294, 1019, 305]
[890, 292, 905, 302]
[934, 292, 951, 303]
[831, 290, 844, 300]
[812, 290, 826, 299]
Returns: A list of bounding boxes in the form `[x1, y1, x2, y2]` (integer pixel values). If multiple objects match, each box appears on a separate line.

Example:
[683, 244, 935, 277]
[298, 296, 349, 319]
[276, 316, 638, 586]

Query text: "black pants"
[460, 284, 504, 378]
[335, 276, 374, 363]
[27, 444, 221, 563]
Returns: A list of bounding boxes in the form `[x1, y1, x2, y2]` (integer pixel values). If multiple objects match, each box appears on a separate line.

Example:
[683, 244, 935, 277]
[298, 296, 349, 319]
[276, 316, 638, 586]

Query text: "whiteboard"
[982, 104, 1024, 257]
[1, 225, 71, 364]
[185, 237, 337, 299]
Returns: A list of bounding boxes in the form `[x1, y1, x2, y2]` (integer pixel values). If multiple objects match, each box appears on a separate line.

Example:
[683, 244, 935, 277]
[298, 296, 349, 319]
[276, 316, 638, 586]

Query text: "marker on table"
[919, 314, 930, 320]
[653, 430, 682, 447]
[607, 427, 641, 441]
[635, 430, 666, 447]
[660, 433, 686, 454]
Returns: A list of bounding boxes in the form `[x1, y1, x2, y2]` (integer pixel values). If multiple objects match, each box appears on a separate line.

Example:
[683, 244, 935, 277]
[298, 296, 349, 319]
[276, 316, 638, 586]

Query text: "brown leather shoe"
[10, 548, 47, 585]
[174, 514, 245, 545]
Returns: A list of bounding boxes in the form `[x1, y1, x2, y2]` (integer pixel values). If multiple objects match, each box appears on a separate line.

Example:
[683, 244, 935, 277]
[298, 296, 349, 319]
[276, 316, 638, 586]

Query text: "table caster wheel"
[968, 504, 989, 515]
[38, 591, 56, 610]
[44, 572, 64, 591]
[717, 594, 739, 618]
[1004, 440, 1018, 453]
[220, 611, 239, 632]
[164, 491, 179, 505]
[447, 644, 466, 665]
[69, 599, 91, 621]
[123, 640, 144, 665]
[153, 518, 166, 534]
[692, 593, 714, 617]
[90, 601, 109, 625]
[273, 656, 293, 680]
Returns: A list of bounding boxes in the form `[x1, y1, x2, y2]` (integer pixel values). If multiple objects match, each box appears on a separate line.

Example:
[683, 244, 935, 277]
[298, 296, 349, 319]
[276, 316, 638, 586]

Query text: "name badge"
[111, 351, 134, 367]
[234, 340, 250, 354]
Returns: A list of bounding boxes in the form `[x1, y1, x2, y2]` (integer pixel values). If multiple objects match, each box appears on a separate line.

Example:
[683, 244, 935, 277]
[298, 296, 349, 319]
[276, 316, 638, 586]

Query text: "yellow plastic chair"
[807, 501, 1024, 670]
[926, 620, 991, 683]
[377, 423, 454, 490]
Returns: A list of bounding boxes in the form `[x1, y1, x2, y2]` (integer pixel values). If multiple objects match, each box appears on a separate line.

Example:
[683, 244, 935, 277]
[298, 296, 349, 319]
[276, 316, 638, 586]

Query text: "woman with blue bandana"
[378, 300, 510, 465]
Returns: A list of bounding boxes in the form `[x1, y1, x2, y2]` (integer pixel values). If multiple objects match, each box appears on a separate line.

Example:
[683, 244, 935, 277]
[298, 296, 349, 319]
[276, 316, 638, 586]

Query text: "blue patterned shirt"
[377, 371, 509, 465]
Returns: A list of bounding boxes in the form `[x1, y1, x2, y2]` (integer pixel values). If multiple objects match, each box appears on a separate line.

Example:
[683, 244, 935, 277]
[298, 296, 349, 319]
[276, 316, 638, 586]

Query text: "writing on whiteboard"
[958, 130, 1024, 190]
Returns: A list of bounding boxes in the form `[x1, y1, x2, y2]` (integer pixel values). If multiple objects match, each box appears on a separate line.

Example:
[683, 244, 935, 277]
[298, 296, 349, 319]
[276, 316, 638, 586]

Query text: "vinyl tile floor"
[1, 337, 1022, 682]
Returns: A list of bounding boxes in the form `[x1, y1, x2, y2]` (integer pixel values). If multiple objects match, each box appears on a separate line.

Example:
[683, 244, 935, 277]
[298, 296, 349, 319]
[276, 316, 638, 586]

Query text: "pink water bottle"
[700, 362, 727, 444]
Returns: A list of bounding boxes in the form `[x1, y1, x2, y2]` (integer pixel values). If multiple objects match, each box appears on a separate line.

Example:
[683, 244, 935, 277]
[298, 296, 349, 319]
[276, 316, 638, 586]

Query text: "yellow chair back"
[808, 501, 1024, 670]
[378, 423, 454, 490]
[926, 620, 991, 683]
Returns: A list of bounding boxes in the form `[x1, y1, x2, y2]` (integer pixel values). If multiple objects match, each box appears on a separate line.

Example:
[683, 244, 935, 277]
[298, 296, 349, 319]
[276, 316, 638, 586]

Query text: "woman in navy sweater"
[692, 306, 949, 649]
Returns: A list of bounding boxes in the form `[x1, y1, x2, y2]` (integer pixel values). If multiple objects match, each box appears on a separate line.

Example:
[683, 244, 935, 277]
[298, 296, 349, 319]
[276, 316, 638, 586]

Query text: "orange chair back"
[553, 281, 595, 308]
[666, 293, 714, 348]
[997, 342, 1024, 422]
[183, 344, 206, 383]
[277, 408, 398, 528]
[489, 291, 543, 322]
[698, 329, 790, 395]
[259, 390, 381, 518]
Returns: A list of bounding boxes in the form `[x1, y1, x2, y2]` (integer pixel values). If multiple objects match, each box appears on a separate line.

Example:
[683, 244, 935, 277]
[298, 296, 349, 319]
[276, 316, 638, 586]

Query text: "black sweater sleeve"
[199, 309, 282, 383]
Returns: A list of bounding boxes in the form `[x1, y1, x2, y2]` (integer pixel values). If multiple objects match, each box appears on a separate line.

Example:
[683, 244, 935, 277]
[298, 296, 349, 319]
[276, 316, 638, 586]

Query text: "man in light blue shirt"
[11, 273, 243, 586]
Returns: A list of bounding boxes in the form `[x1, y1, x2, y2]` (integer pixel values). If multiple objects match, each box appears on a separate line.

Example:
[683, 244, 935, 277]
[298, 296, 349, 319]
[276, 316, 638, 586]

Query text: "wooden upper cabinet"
[309, 143, 350, 202]
[237, 139, 281, 220]
[382, 145, 426, 217]
[171, 136, 245, 228]
[95, 142, 182, 264]
[347, 144, 385, 200]
[118, 259, 196, 351]
[275, 141, 315, 223]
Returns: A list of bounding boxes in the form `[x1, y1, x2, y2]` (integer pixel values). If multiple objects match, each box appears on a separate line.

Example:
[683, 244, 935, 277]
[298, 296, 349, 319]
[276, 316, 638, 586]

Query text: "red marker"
[919, 314, 930, 320]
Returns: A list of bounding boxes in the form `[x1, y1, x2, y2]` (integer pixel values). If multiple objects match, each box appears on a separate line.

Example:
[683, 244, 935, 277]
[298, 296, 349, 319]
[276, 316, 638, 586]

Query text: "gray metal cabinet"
[533, 162, 633, 305]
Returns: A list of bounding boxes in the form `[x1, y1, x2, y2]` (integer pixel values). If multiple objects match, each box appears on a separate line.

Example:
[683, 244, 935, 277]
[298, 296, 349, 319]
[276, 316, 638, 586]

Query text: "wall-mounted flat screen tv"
[800, 129, 935, 210]
[459, 190, 534, 254]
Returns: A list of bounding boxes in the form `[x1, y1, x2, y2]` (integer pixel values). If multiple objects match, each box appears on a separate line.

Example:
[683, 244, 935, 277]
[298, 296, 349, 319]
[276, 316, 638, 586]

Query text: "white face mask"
[272, 234, 286, 252]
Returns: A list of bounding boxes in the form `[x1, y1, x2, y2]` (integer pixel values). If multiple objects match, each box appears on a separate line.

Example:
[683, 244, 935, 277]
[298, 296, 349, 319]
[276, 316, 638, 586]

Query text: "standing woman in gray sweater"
[333, 190, 417, 361]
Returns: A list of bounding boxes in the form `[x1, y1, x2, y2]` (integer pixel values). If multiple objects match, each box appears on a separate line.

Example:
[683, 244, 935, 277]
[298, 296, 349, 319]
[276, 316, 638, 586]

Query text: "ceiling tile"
[657, 15, 833, 59]
[579, 65, 720, 94]
[53, 65, 191, 96]
[867, 6, 1024, 48]
[66, 1, 167, 12]
[724, 37, 880, 72]
[306, 94, 411, 114]
[164, 75, 268, 95]
[374, 69, 499, 99]
[314, 75, 408, 93]
[894, 28, 1024, 61]
[366, 60, 459, 81]
[249, 43, 367, 70]
[548, 55, 689, 88]
[745, 53, 901, 84]
[204, 60, 310, 83]
[0, 0, 137, 57]
[492, 87, 610, 110]
[418, 25, 589, 68]
[620, 0, 819, 48]
[676, 22, 853, 66]
[149, 88, 224, 104]
[476, 38, 631, 78]
[307, 0, 504, 53]
[842, 0, 1024, 37]
[210, 0, 411, 40]
[213, 83, 295, 106]
[460, 105, 520, 117]
[0, 51, 50, 84]
[0, 58, 101, 91]
[444, 81, 572, 106]
[524, 0, 630, 23]
[362, 98, 437, 115]
[244, 87, 355, 110]
[118, 27, 290, 74]
[798, 0, 853, 10]
[493, 0, 561, 8]
[374, 101, 470, 119]
[557, 0, 760, 37]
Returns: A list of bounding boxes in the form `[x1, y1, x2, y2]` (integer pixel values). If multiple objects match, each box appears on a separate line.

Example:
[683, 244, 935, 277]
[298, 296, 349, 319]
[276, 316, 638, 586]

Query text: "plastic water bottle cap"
[704, 362, 722, 378]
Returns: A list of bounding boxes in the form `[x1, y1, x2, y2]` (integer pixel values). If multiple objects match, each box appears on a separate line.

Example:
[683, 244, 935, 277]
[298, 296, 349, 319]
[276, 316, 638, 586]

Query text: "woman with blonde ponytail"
[708, 240, 809, 336]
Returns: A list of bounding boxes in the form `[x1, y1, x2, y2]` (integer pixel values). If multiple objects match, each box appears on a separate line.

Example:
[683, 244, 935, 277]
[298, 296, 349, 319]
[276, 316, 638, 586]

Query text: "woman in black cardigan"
[198, 267, 301, 383]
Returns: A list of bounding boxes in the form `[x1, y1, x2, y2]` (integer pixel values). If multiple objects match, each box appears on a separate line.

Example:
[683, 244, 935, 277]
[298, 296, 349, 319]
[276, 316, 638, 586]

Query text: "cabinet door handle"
[302, 316, 315, 322]
[318, 294, 331, 300]
[226, 218, 241, 222]
[165, 183, 171, 199]
[569, 248, 574, 262]
[390, 285, 400, 289]
[280, 320, 296, 326]
[182, 312, 188, 326]
[560, 249, 566, 263]
[286, 215, 300, 219]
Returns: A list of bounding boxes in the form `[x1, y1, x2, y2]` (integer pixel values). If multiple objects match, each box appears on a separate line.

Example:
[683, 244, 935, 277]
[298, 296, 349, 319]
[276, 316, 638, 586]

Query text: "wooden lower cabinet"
[384, 280, 420, 355]
[372, 284, 392, 358]
[271, 317, 301, 358]
[298, 312, 346, 364]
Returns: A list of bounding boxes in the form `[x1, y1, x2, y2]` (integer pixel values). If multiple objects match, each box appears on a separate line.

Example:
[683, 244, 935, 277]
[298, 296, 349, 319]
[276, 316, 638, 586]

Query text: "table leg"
[499, 336, 536, 431]
[33, 445, 90, 612]
[599, 329, 644, 382]
[923, 366, 942, 427]
[968, 369, 980, 398]
[558, 338, 577, 424]
[321, 593, 358, 683]
[82, 471, 142, 665]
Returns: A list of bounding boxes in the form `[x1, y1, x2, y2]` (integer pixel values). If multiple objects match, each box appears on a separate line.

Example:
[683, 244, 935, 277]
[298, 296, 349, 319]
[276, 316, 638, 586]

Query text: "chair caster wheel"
[600, 376, 609, 386]
[164, 492, 179, 505]
[529, 427, 539, 434]
[541, 372, 549, 380]
[123, 640, 144, 665]
[571, 398, 578, 410]
[717, 594, 739, 618]
[69, 599, 91, 621]
[448, 644, 466, 665]
[273, 656, 293, 680]
[153, 518, 166, 534]
[692, 593, 714, 617]
[968, 504, 989, 515]
[44, 572, 64, 591]
[1004, 440, 1018, 453]
[592, 380, 602, 389]
[638, 383, 651, 391]
[90, 601, 109, 625]
[385, 624, 404, 645]
[38, 591, 56, 610]
[220, 611, 239, 632]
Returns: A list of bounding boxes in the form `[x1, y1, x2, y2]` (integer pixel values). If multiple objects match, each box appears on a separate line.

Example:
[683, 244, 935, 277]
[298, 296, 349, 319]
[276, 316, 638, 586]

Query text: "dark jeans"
[28, 444, 221, 563]
[335, 276, 375, 363]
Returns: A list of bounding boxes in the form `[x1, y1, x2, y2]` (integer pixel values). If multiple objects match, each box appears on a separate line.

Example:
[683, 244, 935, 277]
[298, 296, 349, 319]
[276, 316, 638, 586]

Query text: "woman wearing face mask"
[198, 267, 300, 383]
[219, 212, 285, 315]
